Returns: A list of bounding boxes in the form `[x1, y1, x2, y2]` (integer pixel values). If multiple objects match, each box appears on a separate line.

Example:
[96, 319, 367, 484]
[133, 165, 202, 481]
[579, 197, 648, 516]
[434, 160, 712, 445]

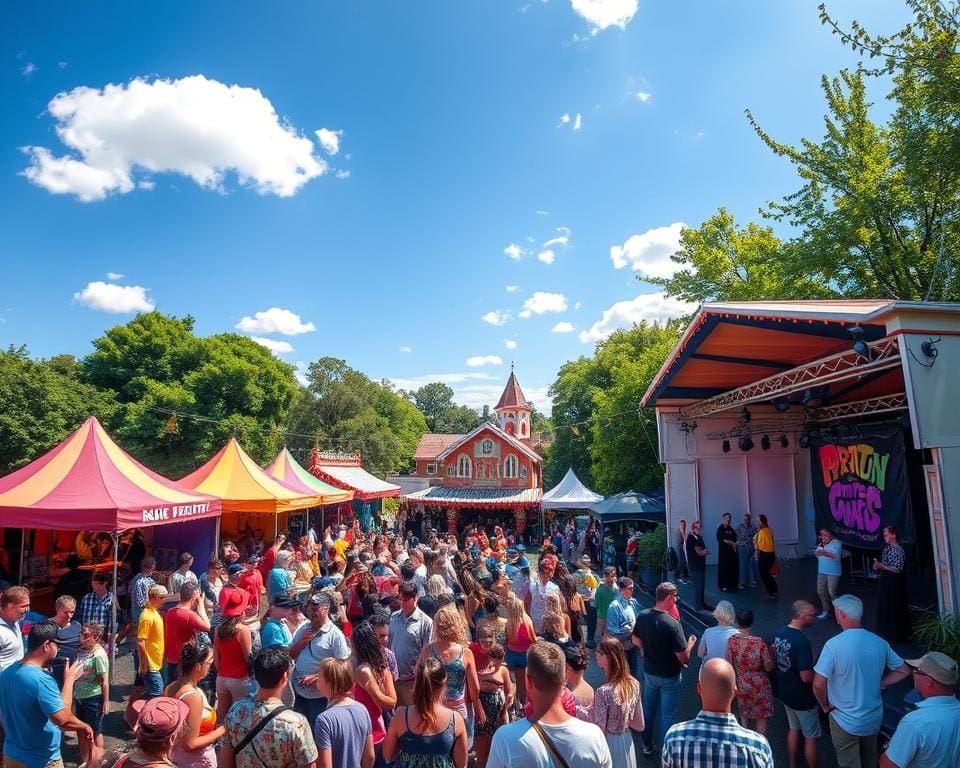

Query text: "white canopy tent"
[542, 468, 604, 510]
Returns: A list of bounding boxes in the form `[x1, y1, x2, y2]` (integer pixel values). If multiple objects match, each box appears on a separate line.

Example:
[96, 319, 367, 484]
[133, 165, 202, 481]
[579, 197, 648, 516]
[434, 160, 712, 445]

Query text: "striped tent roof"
[264, 448, 354, 505]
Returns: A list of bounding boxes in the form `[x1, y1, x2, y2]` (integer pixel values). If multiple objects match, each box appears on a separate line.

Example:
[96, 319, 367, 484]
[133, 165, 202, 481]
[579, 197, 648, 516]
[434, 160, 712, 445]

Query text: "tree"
[649, 209, 835, 302]
[544, 357, 602, 490]
[744, 1, 960, 300]
[82, 313, 298, 476]
[0, 346, 116, 473]
[409, 382, 482, 435]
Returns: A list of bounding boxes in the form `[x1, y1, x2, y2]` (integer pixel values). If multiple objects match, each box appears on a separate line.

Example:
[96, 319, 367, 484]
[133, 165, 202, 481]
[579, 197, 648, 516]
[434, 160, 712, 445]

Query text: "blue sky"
[1, 1, 909, 413]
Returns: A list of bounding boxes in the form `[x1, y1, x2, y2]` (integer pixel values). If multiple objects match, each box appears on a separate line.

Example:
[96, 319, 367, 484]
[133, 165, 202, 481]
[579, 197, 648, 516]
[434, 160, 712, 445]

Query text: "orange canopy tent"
[180, 438, 325, 539]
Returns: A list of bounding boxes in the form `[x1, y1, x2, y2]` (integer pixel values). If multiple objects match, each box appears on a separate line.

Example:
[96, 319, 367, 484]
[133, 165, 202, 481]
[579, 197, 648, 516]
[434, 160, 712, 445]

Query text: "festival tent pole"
[110, 532, 119, 679]
[17, 529, 26, 584]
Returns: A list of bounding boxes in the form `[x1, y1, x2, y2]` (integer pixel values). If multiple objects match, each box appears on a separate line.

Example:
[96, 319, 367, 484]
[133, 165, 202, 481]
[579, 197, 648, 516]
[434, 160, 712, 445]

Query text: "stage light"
[771, 397, 790, 413]
[738, 435, 754, 452]
[799, 434, 810, 449]
[778, 434, 789, 448]
[760, 435, 771, 451]
[722, 440, 731, 453]
[850, 325, 871, 361]
[739, 407, 752, 424]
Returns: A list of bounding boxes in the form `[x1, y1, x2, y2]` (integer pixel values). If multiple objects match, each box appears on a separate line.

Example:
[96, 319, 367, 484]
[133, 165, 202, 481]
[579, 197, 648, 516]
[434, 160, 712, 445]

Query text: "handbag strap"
[233, 705, 290, 755]
[529, 719, 571, 768]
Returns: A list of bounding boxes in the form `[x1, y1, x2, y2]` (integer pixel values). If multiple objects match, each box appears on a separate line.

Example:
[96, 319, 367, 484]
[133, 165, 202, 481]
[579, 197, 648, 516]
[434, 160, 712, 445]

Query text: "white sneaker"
[817, 611, 829, 619]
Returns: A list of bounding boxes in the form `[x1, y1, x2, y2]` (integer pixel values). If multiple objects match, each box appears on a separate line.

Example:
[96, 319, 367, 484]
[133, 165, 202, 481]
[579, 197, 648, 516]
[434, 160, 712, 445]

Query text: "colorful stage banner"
[810, 427, 913, 549]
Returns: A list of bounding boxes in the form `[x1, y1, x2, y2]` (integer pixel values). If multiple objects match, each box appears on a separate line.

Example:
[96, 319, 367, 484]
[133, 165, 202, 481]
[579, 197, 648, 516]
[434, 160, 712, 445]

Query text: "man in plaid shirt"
[662, 658, 773, 768]
[129, 556, 156, 631]
[77, 571, 115, 643]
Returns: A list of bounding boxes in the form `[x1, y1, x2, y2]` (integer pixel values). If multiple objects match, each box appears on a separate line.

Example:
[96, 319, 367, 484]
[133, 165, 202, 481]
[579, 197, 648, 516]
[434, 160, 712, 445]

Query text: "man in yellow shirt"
[137, 585, 167, 699]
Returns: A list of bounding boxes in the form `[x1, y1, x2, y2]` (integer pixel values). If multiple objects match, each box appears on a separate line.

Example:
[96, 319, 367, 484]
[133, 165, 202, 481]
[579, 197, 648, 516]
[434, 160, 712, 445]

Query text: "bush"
[913, 610, 960, 661]
[634, 524, 668, 571]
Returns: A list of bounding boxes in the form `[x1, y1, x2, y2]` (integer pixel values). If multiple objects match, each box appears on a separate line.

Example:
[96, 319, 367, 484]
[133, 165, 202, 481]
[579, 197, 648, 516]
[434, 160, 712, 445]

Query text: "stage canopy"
[0, 417, 221, 532]
[592, 490, 665, 524]
[308, 449, 401, 501]
[180, 438, 323, 513]
[542, 468, 603, 510]
[403, 486, 542, 509]
[264, 448, 354, 504]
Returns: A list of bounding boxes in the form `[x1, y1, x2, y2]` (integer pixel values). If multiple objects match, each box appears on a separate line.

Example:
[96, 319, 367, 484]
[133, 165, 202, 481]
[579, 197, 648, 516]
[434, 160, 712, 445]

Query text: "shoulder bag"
[529, 719, 572, 768]
[232, 705, 290, 756]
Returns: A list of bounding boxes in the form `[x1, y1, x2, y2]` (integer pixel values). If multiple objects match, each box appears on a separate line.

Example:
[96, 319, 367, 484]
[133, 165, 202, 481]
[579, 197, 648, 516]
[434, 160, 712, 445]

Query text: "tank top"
[353, 678, 386, 744]
[176, 688, 217, 736]
[214, 632, 248, 679]
[396, 708, 456, 760]
[431, 645, 466, 704]
[507, 621, 533, 653]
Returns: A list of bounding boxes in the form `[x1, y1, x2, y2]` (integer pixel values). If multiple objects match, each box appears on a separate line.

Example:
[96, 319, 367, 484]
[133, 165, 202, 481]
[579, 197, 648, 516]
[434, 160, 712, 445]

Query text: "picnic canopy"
[264, 448, 354, 504]
[180, 438, 323, 513]
[542, 468, 604, 510]
[591, 490, 666, 524]
[0, 417, 221, 532]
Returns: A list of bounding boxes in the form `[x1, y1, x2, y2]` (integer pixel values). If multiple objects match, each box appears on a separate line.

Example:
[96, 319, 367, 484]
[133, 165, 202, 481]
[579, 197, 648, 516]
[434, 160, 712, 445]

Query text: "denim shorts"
[76, 696, 104, 735]
[506, 649, 528, 668]
[785, 703, 823, 738]
[143, 670, 164, 699]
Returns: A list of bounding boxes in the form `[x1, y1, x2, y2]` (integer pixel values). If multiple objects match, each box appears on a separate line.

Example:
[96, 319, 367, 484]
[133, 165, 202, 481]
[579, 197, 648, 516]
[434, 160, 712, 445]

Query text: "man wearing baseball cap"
[288, 592, 349, 724]
[880, 652, 960, 768]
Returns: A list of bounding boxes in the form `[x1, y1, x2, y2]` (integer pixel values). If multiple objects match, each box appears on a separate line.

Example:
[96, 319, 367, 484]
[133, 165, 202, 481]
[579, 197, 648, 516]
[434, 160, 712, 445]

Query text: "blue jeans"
[690, 568, 708, 610]
[625, 646, 643, 684]
[143, 670, 164, 699]
[641, 671, 682, 750]
[738, 547, 759, 585]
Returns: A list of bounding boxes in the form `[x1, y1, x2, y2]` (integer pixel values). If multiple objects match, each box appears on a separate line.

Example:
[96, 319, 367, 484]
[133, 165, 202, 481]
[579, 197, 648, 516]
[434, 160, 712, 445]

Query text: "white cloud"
[137, 180, 155, 190]
[552, 321, 576, 333]
[386, 371, 497, 391]
[21, 75, 329, 202]
[505, 285, 521, 294]
[574, 301, 582, 309]
[573, 113, 582, 130]
[543, 226, 570, 250]
[73, 281, 155, 314]
[294, 361, 309, 386]
[335, 169, 350, 179]
[58, 61, 68, 69]
[235, 307, 316, 335]
[106, 272, 124, 281]
[466, 355, 503, 367]
[635, 90, 652, 103]
[314, 128, 342, 156]
[481, 309, 512, 326]
[536, 209, 550, 216]
[610, 222, 686, 278]
[505, 339, 518, 350]
[504, 243, 527, 260]
[579, 292, 695, 343]
[560, 113, 571, 126]
[537, 249, 556, 265]
[520, 291, 568, 318]
[21, 62, 37, 77]
[400, 346, 412, 353]
[251, 337, 293, 354]
[570, 0, 639, 31]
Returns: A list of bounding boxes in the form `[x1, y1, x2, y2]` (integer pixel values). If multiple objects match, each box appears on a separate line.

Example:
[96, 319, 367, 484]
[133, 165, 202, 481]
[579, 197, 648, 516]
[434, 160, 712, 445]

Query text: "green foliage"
[543, 356, 605, 490]
[634, 524, 668, 571]
[649, 208, 835, 303]
[82, 313, 298, 476]
[410, 382, 482, 434]
[913, 610, 960, 661]
[286, 359, 427, 477]
[0, 346, 117, 473]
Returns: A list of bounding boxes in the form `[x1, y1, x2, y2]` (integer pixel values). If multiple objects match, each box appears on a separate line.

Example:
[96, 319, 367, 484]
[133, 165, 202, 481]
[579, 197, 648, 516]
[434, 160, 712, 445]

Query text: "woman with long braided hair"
[352, 620, 397, 767]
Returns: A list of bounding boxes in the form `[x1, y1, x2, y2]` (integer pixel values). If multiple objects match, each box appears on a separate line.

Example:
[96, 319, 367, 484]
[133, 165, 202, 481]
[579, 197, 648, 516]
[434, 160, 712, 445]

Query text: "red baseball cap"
[132, 697, 189, 739]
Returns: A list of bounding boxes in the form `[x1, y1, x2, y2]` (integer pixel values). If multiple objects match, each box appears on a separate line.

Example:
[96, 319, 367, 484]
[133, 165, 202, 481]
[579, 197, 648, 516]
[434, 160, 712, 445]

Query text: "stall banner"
[810, 427, 912, 549]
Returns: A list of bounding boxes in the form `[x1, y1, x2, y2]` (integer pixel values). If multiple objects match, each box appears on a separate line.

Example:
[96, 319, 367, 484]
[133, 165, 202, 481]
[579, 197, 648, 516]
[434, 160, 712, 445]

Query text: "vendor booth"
[264, 447, 354, 539]
[180, 438, 324, 548]
[0, 417, 221, 669]
[308, 449, 400, 532]
[643, 300, 960, 619]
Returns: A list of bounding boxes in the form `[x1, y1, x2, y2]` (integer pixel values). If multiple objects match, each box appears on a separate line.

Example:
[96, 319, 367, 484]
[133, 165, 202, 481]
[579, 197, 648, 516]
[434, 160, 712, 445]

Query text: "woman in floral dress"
[725, 608, 774, 735]
[593, 638, 642, 768]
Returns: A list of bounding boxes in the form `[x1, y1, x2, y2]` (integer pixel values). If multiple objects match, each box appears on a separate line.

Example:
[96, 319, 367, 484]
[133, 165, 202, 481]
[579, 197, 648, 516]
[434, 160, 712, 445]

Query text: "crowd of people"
[0, 516, 957, 768]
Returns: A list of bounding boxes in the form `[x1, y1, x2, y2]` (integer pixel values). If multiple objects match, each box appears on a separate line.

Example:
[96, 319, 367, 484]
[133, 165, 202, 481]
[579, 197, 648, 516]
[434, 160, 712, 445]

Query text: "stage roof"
[264, 448, 354, 505]
[403, 485, 541, 509]
[308, 449, 401, 501]
[0, 417, 221, 531]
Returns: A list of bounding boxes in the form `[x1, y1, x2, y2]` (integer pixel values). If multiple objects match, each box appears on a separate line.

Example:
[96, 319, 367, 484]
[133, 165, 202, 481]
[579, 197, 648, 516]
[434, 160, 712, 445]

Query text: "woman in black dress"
[873, 524, 910, 642]
[716, 513, 739, 592]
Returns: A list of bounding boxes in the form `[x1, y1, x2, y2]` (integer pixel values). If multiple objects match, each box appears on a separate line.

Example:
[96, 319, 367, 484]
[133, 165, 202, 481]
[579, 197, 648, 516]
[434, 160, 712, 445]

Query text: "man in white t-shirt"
[487, 641, 612, 768]
[0, 586, 29, 671]
[524, 556, 560, 634]
[814, 528, 843, 619]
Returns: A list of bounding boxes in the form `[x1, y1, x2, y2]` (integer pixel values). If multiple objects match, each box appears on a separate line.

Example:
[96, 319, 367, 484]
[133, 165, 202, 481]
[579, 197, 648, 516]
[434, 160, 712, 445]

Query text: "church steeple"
[494, 366, 532, 440]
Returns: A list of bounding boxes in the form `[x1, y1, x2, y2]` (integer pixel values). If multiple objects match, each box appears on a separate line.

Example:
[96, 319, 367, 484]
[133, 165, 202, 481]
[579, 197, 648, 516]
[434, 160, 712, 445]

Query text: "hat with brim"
[272, 595, 299, 609]
[132, 696, 190, 740]
[906, 652, 958, 686]
[222, 587, 250, 617]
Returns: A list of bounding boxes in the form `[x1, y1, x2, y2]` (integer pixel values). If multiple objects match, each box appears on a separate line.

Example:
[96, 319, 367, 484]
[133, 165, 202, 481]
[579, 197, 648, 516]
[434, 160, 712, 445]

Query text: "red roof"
[495, 371, 530, 411]
[414, 433, 464, 461]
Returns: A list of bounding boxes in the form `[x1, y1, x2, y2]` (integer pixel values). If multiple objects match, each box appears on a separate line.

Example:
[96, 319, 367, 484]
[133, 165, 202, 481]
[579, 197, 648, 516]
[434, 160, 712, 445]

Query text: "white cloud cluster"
[571, 0, 639, 31]
[610, 222, 686, 278]
[559, 112, 582, 130]
[579, 292, 695, 343]
[314, 128, 342, 156]
[504, 243, 527, 260]
[519, 291, 568, 318]
[21, 75, 330, 201]
[400, 345, 412, 353]
[235, 307, 316, 335]
[481, 309, 512, 326]
[466, 355, 503, 367]
[21, 62, 37, 77]
[73, 281, 155, 314]
[543, 226, 570, 250]
[106, 272, 124, 281]
[552, 322, 576, 333]
[635, 91, 652, 103]
[505, 340, 518, 350]
[252, 337, 294, 354]
[538, 250, 556, 265]
[505, 285, 521, 294]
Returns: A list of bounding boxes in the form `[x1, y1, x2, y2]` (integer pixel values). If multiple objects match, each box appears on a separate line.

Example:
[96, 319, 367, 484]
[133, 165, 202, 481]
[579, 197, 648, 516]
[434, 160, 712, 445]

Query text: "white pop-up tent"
[542, 468, 604, 510]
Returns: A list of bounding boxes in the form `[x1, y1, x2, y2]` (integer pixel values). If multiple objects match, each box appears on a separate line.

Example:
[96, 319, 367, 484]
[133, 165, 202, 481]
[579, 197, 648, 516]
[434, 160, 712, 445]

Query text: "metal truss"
[678, 337, 901, 420]
[810, 393, 908, 421]
[705, 419, 807, 440]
